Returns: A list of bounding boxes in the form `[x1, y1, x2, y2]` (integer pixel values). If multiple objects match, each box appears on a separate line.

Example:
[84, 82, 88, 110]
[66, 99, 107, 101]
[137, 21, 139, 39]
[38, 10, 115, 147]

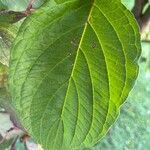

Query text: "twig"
[24, 140, 28, 150]
[23, 0, 35, 16]
[26, 0, 35, 11]
[132, 0, 150, 32]
[142, 39, 150, 43]
[140, 6, 150, 31]
[132, 0, 148, 18]
[21, 134, 30, 150]
[10, 136, 19, 150]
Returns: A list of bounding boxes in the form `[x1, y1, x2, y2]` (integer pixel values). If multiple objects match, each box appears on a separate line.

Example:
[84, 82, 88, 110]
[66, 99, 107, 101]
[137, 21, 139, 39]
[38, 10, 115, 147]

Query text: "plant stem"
[132, 0, 150, 32]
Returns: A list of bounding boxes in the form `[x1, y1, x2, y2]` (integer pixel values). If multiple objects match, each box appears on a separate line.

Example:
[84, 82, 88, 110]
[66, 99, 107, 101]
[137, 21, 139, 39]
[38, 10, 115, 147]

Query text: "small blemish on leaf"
[71, 38, 78, 46]
[92, 42, 97, 49]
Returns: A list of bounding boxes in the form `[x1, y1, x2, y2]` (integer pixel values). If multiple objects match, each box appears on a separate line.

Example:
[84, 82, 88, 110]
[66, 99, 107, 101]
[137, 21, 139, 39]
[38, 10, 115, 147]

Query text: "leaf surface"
[9, 0, 141, 149]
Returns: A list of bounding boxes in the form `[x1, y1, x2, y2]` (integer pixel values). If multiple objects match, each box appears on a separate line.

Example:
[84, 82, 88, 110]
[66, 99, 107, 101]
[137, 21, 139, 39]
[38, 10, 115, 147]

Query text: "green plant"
[0, 0, 141, 150]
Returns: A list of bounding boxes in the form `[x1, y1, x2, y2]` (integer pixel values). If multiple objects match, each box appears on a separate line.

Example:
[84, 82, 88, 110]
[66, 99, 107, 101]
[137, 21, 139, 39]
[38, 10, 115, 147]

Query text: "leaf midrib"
[60, 1, 95, 146]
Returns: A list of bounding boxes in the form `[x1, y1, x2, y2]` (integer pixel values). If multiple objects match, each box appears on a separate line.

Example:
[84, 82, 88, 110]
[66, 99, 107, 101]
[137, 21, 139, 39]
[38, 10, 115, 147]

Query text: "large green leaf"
[9, 0, 141, 150]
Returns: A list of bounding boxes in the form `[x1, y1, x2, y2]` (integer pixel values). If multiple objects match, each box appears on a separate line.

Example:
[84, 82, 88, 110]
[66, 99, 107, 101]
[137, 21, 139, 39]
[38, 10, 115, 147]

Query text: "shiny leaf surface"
[9, 0, 141, 149]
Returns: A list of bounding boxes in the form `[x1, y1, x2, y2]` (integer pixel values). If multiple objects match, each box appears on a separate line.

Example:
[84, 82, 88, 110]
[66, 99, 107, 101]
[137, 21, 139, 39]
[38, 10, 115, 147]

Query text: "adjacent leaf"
[0, 0, 44, 25]
[0, 1, 7, 10]
[0, 63, 9, 108]
[121, 0, 135, 10]
[0, 10, 26, 24]
[0, 87, 25, 135]
[0, 113, 24, 149]
[0, 0, 28, 11]
[0, 113, 15, 138]
[0, 24, 18, 66]
[0, 138, 14, 150]
[9, 0, 141, 150]
[0, 0, 47, 11]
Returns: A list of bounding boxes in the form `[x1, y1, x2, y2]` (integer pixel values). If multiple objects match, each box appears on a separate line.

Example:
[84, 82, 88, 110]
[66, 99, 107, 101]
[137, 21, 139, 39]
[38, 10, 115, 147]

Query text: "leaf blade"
[9, 0, 141, 150]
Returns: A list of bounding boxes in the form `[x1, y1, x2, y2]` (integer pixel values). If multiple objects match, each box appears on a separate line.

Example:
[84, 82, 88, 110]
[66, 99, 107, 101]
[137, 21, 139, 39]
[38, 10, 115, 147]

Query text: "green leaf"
[0, 63, 7, 73]
[0, 62, 8, 107]
[0, 0, 28, 11]
[0, 24, 18, 66]
[0, 63, 7, 88]
[0, 138, 14, 150]
[0, 10, 26, 24]
[0, 0, 47, 24]
[0, 0, 46, 11]
[0, 86, 25, 136]
[0, 1, 7, 10]
[9, 0, 141, 150]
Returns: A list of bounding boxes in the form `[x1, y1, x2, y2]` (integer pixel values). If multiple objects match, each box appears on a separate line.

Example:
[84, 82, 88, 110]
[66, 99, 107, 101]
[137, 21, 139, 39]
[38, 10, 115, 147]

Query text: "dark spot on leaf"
[92, 42, 97, 49]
